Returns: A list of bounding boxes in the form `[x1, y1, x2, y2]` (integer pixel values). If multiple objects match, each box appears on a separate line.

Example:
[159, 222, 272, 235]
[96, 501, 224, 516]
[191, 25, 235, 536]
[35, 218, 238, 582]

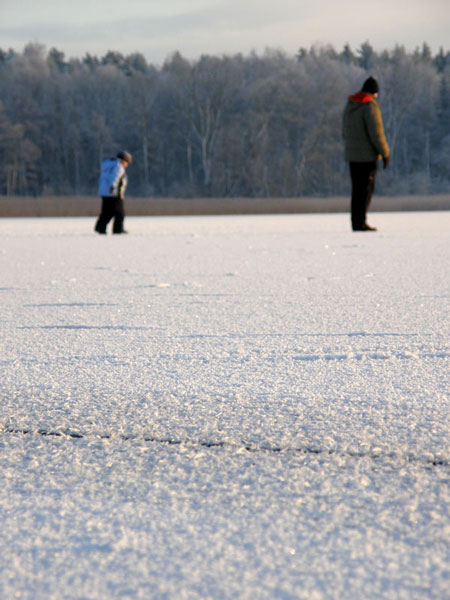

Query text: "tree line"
[0, 42, 449, 198]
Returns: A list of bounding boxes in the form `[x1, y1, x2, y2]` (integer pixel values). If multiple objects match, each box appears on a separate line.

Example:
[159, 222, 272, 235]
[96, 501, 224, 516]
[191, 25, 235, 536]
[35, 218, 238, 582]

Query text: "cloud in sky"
[0, 0, 448, 63]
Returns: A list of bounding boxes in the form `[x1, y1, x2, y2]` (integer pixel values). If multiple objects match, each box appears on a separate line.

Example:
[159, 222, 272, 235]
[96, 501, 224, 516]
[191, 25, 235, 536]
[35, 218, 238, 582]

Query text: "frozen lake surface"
[1, 212, 449, 599]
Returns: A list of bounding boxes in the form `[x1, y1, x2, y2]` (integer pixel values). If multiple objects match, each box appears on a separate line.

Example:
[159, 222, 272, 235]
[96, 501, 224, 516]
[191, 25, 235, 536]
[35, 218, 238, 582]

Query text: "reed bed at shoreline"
[1, 195, 449, 218]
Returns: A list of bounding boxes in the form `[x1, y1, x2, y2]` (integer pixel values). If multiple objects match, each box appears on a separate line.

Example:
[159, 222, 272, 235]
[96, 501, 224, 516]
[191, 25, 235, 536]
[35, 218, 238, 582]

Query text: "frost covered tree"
[0, 42, 448, 197]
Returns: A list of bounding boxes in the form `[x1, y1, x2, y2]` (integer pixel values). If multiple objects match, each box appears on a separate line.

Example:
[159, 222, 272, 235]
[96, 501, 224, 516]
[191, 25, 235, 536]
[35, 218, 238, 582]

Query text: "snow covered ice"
[1, 212, 449, 599]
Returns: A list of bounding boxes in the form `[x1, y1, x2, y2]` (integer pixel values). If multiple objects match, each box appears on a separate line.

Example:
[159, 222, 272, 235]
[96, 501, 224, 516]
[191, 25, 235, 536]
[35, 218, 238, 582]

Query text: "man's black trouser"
[349, 161, 377, 230]
[95, 196, 125, 234]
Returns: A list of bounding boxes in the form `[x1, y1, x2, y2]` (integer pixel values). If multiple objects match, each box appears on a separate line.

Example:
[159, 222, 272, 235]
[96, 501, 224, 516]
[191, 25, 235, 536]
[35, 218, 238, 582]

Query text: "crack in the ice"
[1, 426, 448, 468]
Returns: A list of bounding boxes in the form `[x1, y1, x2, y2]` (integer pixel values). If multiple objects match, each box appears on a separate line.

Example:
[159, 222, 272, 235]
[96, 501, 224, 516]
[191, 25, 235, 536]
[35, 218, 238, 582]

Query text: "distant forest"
[0, 42, 449, 198]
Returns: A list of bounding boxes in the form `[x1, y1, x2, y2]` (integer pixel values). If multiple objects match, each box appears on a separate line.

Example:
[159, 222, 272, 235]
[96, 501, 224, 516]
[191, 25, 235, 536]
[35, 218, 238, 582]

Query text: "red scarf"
[349, 92, 373, 103]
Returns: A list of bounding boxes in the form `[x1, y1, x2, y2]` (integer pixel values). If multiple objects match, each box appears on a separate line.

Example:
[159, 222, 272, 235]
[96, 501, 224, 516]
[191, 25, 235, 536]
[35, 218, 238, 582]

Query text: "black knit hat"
[361, 76, 379, 94]
[117, 150, 132, 164]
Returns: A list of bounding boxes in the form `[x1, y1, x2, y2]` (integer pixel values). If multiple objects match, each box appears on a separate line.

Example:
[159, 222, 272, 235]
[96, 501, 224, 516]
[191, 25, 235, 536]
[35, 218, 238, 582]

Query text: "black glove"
[383, 156, 390, 169]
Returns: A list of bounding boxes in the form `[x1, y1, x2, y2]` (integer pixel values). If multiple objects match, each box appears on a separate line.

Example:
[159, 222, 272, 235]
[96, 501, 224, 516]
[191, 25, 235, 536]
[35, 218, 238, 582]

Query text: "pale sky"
[0, 0, 448, 63]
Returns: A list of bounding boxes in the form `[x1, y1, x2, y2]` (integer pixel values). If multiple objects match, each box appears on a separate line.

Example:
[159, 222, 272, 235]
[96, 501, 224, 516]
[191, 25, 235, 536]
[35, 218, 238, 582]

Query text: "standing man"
[342, 77, 390, 231]
[95, 150, 132, 234]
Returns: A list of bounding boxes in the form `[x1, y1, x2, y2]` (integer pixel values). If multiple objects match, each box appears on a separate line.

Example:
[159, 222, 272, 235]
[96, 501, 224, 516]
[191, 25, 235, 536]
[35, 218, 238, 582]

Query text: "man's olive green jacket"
[342, 92, 390, 162]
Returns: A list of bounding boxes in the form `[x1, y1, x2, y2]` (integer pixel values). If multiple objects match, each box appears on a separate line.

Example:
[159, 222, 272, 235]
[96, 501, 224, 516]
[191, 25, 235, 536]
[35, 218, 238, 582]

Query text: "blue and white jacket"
[98, 158, 128, 198]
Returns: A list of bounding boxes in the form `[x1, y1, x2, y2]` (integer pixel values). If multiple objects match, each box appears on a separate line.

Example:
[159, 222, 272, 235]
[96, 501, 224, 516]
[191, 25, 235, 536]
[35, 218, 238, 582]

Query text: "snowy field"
[1, 212, 449, 600]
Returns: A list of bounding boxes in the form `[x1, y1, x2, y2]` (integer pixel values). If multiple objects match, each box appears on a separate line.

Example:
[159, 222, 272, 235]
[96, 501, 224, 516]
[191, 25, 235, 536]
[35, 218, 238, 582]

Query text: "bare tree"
[0, 43, 448, 198]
